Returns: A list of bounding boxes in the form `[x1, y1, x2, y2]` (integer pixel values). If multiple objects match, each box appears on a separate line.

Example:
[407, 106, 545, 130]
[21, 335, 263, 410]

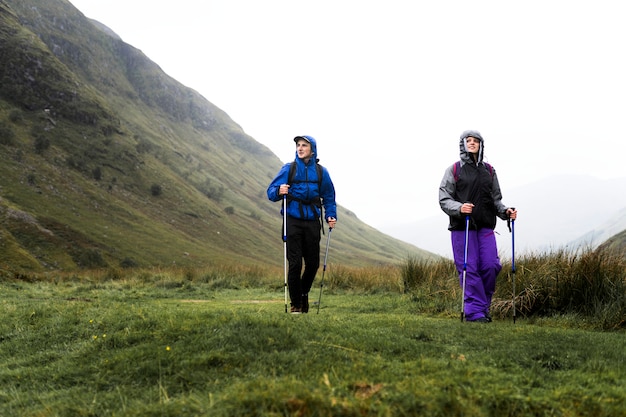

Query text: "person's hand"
[507, 207, 517, 220]
[460, 202, 474, 214]
[327, 217, 337, 229]
[279, 184, 290, 196]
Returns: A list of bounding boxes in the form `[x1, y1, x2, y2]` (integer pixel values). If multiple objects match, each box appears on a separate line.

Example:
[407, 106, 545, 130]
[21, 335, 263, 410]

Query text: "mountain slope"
[0, 0, 436, 272]
[566, 207, 626, 251]
[597, 228, 626, 256]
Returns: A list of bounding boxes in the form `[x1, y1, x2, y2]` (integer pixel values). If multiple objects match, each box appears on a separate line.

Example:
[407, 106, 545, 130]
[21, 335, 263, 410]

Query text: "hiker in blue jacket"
[439, 130, 517, 322]
[267, 135, 337, 314]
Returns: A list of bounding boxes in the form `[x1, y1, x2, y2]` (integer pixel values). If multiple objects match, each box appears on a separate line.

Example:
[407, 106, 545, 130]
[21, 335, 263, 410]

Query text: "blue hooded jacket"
[267, 135, 337, 223]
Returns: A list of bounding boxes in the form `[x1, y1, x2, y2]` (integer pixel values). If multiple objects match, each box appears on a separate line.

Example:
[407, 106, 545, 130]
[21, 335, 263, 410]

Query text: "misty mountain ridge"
[0, 0, 435, 271]
[381, 174, 626, 258]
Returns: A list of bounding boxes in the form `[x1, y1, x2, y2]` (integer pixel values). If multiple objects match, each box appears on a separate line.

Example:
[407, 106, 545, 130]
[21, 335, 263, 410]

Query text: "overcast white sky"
[68, 0, 624, 237]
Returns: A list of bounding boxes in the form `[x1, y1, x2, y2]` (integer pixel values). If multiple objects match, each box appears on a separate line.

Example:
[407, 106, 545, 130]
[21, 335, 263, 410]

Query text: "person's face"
[465, 136, 481, 154]
[296, 139, 313, 160]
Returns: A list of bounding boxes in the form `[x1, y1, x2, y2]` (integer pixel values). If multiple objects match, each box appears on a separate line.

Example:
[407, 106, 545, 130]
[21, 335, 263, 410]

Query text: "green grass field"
[1, 264, 624, 416]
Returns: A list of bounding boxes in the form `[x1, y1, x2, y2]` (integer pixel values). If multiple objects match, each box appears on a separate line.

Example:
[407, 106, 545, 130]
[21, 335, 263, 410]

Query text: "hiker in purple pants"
[439, 130, 517, 323]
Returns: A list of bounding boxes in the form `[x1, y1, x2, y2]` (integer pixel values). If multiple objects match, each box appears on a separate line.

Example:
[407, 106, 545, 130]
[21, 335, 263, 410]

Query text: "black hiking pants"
[286, 217, 321, 308]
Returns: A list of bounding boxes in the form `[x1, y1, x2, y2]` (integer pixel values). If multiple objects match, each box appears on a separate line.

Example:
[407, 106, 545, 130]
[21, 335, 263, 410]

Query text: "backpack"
[287, 161, 326, 232]
[452, 160, 493, 182]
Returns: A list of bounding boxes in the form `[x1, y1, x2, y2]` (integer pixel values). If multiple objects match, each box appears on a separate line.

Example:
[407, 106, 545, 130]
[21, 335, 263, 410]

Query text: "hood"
[294, 135, 319, 162]
[459, 130, 484, 164]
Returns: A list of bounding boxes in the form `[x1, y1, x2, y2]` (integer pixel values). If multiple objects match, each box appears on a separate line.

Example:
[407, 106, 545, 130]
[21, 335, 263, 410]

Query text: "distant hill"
[566, 207, 626, 252]
[379, 174, 626, 258]
[597, 226, 626, 256]
[0, 0, 436, 272]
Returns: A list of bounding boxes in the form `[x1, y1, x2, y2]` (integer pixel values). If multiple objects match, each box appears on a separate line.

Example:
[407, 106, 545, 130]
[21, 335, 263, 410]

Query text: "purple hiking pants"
[451, 228, 502, 321]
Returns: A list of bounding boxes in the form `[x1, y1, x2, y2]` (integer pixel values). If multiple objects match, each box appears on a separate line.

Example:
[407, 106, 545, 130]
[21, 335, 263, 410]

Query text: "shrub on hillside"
[34, 135, 50, 154]
[9, 110, 23, 123]
[0, 123, 15, 145]
[75, 249, 108, 269]
[150, 184, 162, 196]
[120, 258, 139, 268]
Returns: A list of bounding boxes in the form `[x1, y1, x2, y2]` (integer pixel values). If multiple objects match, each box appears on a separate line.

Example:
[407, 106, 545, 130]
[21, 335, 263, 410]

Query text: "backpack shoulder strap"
[453, 161, 461, 182]
[316, 164, 324, 190]
[484, 162, 493, 177]
[287, 161, 297, 185]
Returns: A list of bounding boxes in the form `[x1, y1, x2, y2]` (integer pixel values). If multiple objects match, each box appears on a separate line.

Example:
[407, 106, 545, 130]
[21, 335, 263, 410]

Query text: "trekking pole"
[283, 195, 288, 313]
[461, 215, 470, 322]
[317, 226, 333, 314]
[510, 209, 516, 324]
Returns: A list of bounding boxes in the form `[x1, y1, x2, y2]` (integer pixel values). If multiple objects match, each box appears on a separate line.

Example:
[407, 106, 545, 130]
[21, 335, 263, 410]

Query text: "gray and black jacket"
[439, 130, 509, 231]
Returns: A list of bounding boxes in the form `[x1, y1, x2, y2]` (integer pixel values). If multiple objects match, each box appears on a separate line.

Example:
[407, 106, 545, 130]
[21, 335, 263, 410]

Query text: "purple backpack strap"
[454, 161, 493, 182]
[484, 162, 493, 177]
[453, 161, 461, 182]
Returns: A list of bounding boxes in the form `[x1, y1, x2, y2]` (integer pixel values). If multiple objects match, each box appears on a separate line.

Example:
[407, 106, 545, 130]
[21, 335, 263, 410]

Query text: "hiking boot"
[290, 306, 302, 314]
[472, 317, 491, 323]
[302, 294, 309, 313]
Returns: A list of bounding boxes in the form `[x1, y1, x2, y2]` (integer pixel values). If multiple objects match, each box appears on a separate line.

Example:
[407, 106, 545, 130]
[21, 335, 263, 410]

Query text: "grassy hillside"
[0, 0, 436, 272]
[598, 229, 626, 257]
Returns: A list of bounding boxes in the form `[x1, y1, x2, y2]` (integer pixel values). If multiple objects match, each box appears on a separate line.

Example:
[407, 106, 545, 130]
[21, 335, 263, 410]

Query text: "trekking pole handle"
[507, 207, 516, 233]
[460, 202, 474, 214]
